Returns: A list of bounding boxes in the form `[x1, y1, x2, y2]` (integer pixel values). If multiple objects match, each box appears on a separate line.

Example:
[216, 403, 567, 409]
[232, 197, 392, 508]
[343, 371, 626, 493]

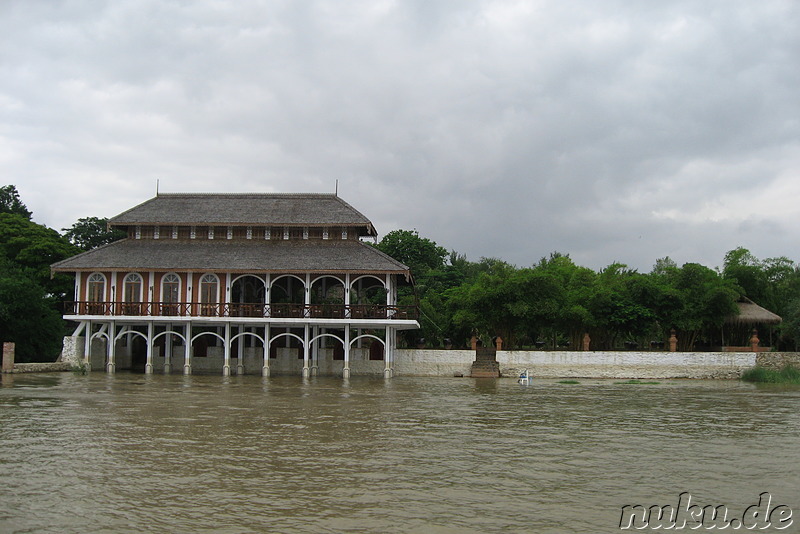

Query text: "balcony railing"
[64, 301, 418, 320]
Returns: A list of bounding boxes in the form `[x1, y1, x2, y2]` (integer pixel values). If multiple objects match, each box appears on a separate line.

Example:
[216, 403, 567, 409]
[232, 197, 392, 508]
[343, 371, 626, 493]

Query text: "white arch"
[153, 330, 187, 344]
[270, 274, 306, 287]
[113, 329, 147, 343]
[89, 330, 110, 342]
[190, 330, 224, 345]
[267, 332, 305, 348]
[231, 273, 267, 288]
[350, 274, 387, 289]
[350, 334, 385, 348]
[310, 332, 344, 346]
[311, 274, 345, 287]
[231, 331, 265, 345]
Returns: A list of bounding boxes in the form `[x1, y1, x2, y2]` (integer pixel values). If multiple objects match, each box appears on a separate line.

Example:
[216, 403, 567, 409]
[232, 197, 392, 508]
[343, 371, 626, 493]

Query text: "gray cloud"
[2, 0, 798, 271]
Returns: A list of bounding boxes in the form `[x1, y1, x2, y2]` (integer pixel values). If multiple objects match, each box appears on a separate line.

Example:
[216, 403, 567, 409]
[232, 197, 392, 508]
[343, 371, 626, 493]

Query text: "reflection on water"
[1, 373, 798, 533]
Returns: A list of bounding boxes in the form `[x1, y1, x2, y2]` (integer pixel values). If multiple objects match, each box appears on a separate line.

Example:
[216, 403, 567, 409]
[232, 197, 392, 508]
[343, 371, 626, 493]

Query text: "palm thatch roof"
[725, 297, 782, 325]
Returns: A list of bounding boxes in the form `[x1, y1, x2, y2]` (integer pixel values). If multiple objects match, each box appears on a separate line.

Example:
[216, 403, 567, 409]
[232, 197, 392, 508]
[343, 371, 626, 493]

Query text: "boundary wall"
[394, 349, 757, 379]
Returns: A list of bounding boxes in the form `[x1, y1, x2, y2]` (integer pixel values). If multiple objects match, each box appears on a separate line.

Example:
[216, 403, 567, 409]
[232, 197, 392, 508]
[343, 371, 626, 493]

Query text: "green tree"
[0, 185, 32, 219]
[63, 217, 126, 251]
[374, 229, 448, 278]
[0, 257, 65, 362]
[0, 213, 79, 298]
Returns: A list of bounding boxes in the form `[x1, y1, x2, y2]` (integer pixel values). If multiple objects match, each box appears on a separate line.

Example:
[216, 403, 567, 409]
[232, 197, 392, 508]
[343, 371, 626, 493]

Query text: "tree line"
[375, 229, 800, 351]
[2, 184, 800, 361]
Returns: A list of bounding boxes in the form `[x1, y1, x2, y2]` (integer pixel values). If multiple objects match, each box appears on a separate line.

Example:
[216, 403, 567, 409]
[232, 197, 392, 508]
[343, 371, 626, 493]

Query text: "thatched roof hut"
[726, 297, 782, 326]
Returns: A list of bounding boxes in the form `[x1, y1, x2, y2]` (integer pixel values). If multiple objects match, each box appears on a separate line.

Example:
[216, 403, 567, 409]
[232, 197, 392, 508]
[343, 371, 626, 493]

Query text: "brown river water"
[1, 373, 798, 533]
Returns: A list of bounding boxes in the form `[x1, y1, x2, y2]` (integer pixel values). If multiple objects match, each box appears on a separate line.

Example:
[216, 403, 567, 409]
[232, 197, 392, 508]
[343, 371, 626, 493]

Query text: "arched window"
[87, 273, 106, 314]
[200, 273, 219, 316]
[123, 273, 143, 315]
[161, 273, 181, 315]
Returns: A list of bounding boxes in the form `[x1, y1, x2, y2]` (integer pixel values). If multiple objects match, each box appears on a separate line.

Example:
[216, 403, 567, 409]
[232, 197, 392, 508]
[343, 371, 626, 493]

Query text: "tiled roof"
[51, 239, 410, 274]
[109, 193, 376, 235]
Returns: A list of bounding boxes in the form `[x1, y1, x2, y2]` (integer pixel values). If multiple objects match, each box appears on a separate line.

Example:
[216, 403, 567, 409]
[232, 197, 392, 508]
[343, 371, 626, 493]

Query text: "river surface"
[0, 373, 798, 533]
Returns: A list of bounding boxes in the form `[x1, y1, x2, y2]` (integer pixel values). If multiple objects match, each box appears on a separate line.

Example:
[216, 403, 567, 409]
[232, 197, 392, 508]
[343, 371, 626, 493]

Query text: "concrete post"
[495, 336, 503, 351]
[470, 336, 478, 350]
[2, 342, 15, 373]
[582, 333, 591, 351]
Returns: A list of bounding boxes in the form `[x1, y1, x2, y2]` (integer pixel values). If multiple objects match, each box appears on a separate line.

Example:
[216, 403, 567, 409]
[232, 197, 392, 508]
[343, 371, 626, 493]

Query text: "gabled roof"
[51, 238, 410, 276]
[109, 193, 376, 236]
[726, 297, 782, 325]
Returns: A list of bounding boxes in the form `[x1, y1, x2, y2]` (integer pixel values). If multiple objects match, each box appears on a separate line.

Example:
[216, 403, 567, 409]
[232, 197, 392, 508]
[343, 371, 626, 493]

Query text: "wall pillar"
[311, 326, 319, 376]
[384, 327, 393, 378]
[2, 342, 14, 373]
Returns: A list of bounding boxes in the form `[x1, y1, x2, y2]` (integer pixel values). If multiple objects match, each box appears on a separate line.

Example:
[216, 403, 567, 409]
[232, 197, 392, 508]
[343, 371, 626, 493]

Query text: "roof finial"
[156, 179, 160, 196]
[335, 179, 338, 197]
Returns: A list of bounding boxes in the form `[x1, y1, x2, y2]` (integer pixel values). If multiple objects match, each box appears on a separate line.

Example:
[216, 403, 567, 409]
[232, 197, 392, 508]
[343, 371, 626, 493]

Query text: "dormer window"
[342, 228, 348, 240]
[283, 227, 289, 240]
[264, 227, 271, 240]
[323, 228, 329, 240]
[190, 226, 196, 239]
[135, 226, 141, 240]
[153, 226, 160, 240]
[208, 227, 214, 240]
[246, 226, 253, 240]
[172, 226, 178, 239]
[303, 227, 309, 240]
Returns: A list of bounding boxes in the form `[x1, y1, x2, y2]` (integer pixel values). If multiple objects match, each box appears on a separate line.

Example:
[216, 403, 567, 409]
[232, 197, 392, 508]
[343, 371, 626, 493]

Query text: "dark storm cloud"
[1, 0, 798, 270]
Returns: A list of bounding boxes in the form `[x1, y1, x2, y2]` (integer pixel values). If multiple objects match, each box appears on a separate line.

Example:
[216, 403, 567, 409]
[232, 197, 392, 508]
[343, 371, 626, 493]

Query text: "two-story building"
[51, 193, 419, 377]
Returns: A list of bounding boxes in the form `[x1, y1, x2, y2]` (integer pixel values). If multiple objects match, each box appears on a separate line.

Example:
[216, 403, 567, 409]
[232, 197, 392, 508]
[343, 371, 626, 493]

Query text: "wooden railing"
[63, 302, 418, 320]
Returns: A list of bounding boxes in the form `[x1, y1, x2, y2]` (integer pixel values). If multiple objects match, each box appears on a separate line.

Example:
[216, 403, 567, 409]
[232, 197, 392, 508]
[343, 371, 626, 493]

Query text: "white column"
[164, 323, 172, 374]
[311, 325, 319, 376]
[384, 327, 393, 378]
[262, 324, 270, 377]
[343, 325, 351, 379]
[344, 273, 351, 317]
[223, 322, 231, 376]
[145, 321, 154, 374]
[106, 321, 116, 373]
[225, 273, 232, 317]
[84, 320, 92, 365]
[302, 323, 310, 377]
[183, 322, 192, 375]
[237, 325, 245, 375]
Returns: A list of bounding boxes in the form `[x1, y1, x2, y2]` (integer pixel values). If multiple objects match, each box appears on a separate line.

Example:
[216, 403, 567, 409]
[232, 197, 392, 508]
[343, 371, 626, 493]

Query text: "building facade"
[52, 193, 419, 377]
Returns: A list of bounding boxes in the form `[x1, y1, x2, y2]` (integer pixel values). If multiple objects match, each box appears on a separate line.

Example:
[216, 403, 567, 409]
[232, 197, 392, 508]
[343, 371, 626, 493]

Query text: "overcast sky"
[2, 0, 798, 271]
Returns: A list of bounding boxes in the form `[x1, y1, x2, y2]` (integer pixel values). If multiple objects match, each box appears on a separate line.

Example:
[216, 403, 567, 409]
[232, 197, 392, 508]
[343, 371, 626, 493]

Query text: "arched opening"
[310, 276, 345, 318]
[123, 273, 143, 315]
[270, 275, 305, 318]
[351, 276, 388, 319]
[230, 275, 266, 317]
[87, 273, 106, 314]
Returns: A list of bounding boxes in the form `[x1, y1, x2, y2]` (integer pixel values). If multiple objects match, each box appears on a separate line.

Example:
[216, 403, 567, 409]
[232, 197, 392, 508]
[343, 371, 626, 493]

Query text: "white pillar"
[145, 321, 154, 374]
[106, 321, 116, 373]
[343, 325, 351, 379]
[223, 322, 231, 376]
[302, 323, 310, 377]
[311, 325, 319, 376]
[164, 323, 172, 374]
[237, 325, 245, 375]
[384, 327, 393, 378]
[84, 320, 92, 365]
[262, 324, 270, 377]
[183, 322, 192, 375]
